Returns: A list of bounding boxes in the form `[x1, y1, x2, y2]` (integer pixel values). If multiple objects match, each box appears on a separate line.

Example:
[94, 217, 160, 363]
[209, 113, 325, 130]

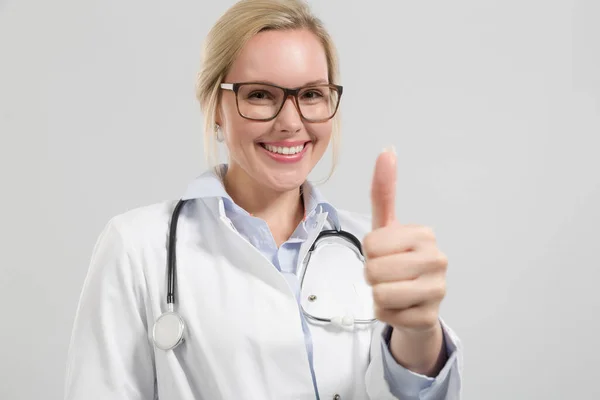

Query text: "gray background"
[1, 0, 599, 399]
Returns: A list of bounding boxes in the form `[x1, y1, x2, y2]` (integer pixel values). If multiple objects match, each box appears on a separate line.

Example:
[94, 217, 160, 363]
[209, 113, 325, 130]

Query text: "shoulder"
[89, 199, 188, 264]
[84, 199, 196, 282]
[106, 199, 179, 241]
[99, 197, 217, 249]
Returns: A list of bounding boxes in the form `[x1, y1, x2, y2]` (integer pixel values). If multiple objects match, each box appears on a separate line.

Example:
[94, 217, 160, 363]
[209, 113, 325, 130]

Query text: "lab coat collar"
[181, 164, 340, 230]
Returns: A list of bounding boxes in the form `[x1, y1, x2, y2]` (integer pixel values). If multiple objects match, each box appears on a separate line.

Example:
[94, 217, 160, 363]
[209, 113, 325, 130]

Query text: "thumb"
[371, 147, 397, 230]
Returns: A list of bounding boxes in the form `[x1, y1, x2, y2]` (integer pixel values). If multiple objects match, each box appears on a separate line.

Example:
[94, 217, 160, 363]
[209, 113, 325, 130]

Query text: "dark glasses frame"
[220, 82, 344, 122]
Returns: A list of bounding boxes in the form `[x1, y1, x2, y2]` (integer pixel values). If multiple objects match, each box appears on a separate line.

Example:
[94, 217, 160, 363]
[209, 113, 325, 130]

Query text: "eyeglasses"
[220, 82, 343, 122]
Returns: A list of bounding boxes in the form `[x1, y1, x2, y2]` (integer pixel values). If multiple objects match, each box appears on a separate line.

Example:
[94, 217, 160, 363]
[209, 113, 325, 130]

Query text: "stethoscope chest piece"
[152, 311, 185, 351]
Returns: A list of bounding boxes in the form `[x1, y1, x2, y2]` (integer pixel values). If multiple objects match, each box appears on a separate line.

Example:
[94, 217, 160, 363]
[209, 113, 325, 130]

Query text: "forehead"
[225, 29, 329, 87]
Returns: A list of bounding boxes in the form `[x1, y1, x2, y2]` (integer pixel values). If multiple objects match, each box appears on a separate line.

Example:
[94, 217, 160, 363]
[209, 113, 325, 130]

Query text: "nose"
[273, 96, 303, 134]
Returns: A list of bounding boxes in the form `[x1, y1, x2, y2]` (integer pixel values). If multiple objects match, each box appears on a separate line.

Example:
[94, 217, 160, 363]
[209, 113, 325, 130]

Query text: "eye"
[301, 90, 323, 99]
[247, 90, 271, 100]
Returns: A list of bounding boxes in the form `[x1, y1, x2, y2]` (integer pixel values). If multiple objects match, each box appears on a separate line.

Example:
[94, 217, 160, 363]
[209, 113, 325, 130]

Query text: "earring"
[215, 124, 224, 142]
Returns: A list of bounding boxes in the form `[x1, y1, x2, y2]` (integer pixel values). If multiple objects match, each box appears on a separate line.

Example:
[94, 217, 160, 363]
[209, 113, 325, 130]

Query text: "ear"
[215, 103, 223, 127]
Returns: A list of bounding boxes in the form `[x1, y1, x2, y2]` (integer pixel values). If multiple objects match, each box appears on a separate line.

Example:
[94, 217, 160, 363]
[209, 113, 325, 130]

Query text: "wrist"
[389, 322, 446, 376]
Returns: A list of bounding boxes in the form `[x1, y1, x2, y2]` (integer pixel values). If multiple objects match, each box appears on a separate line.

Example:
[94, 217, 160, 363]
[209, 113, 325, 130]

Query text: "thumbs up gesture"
[363, 149, 448, 335]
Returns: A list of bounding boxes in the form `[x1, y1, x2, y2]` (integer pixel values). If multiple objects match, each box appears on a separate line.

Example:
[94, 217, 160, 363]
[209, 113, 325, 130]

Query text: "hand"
[363, 148, 448, 334]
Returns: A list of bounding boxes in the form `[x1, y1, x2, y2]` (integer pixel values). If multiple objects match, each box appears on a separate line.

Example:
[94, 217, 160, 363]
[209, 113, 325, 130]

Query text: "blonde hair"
[195, 0, 341, 181]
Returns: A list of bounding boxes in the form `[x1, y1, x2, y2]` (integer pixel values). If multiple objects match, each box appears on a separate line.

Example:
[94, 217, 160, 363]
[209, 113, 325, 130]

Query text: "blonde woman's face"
[218, 28, 333, 192]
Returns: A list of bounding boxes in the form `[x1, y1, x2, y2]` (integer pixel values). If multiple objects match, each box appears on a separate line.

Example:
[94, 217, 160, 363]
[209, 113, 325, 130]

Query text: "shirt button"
[333, 395, 341, 400]
[312, 221, 318, 228]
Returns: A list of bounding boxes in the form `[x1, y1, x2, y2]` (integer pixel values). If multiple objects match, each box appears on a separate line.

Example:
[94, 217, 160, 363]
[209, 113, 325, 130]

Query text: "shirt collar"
[182, 164, 230, 202]
[181, 164, 339, 229]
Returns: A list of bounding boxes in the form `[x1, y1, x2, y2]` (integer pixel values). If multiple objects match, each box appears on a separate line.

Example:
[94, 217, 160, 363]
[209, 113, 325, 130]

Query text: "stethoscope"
[152, 199, 377, 351]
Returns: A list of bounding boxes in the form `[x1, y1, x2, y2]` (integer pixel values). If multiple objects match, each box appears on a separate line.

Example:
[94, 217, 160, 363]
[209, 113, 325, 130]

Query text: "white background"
[1, 0, 599, 398]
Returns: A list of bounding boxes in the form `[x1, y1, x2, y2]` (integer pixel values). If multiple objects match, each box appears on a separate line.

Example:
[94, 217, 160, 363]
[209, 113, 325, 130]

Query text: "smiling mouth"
[259, 142, 310, 155]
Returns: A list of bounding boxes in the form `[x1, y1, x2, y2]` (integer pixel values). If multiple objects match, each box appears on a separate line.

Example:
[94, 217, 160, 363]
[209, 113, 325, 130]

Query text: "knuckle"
[374, 306, 387, 321]
[410, 309, 437, 329]
[419, 310, 438, 328]
[372, 285, 387, 306]
[396, 309, 419, 328]
[364, 261, 378, 284]
[362, 232, 377, 258]
[366, 258, 385, 282]
[433, 281, 447, 299]
[419, 226, 436, 241]
[432, 252, 448, 269]
[427, 309, 440, 325]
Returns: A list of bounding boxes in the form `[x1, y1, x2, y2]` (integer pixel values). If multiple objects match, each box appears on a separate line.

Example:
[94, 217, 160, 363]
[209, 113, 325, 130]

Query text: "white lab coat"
[64, 196, 463, 399]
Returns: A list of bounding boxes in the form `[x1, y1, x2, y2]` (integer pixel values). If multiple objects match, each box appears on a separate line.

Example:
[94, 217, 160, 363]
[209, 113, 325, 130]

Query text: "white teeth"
[263, 143, 305, 155]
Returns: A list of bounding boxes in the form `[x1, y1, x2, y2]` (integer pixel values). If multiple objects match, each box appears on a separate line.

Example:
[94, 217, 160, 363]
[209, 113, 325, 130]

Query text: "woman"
[64, 0, 463, 399]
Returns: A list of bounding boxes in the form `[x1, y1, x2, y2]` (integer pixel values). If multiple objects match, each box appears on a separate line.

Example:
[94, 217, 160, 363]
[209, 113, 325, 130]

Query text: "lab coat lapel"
[185, 199, 316, 397]
[216, 214, 294, 295]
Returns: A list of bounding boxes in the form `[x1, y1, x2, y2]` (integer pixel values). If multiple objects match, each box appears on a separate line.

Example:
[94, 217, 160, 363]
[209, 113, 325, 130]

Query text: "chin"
[261, 167, 310, 193]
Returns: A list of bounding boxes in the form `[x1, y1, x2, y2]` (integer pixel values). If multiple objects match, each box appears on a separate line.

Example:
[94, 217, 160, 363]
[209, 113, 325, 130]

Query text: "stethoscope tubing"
[167, 199, 187, 306]
[155, 198, 377, 350]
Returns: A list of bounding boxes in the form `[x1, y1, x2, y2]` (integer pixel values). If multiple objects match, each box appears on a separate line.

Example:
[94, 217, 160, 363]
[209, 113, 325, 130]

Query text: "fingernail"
[381, 145, 396, 155]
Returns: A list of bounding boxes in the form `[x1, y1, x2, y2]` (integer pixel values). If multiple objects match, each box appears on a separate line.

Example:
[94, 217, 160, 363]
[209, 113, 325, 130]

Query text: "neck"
[222, 164, 304, 246]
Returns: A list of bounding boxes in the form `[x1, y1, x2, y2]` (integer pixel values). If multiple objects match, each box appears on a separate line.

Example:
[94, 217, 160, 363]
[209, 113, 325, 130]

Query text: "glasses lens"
[236, 84, 285, 120]
[236, 84, 340, 121]
[297, 85, 340, 121]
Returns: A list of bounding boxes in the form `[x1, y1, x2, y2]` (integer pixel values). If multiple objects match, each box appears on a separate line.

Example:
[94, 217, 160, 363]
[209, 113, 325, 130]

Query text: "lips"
[258, 140, 311, 155]
[260, 142, 305, 155]
[258, 140, 311, 163]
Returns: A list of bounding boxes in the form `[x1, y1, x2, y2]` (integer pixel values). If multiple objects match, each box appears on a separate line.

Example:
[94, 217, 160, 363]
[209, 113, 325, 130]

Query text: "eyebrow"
[302, 79, 329, 86]
[249, 79, 330, 87]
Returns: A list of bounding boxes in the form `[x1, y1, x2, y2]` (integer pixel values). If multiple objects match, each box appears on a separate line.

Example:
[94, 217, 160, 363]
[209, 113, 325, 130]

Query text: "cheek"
[221, 101, 263, 143]
[219, 96, 237, 123]
[310, 121, 333, 146]
[227, 121, 269, 145]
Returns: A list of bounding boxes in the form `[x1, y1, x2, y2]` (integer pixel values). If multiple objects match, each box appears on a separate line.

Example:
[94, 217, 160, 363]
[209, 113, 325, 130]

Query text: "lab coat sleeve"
[64, 218, 156, 400]
[364, 318, 463, 400]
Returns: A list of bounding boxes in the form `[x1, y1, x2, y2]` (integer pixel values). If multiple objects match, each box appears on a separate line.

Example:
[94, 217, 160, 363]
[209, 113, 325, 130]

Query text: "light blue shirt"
[183, 165, 458, 399]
